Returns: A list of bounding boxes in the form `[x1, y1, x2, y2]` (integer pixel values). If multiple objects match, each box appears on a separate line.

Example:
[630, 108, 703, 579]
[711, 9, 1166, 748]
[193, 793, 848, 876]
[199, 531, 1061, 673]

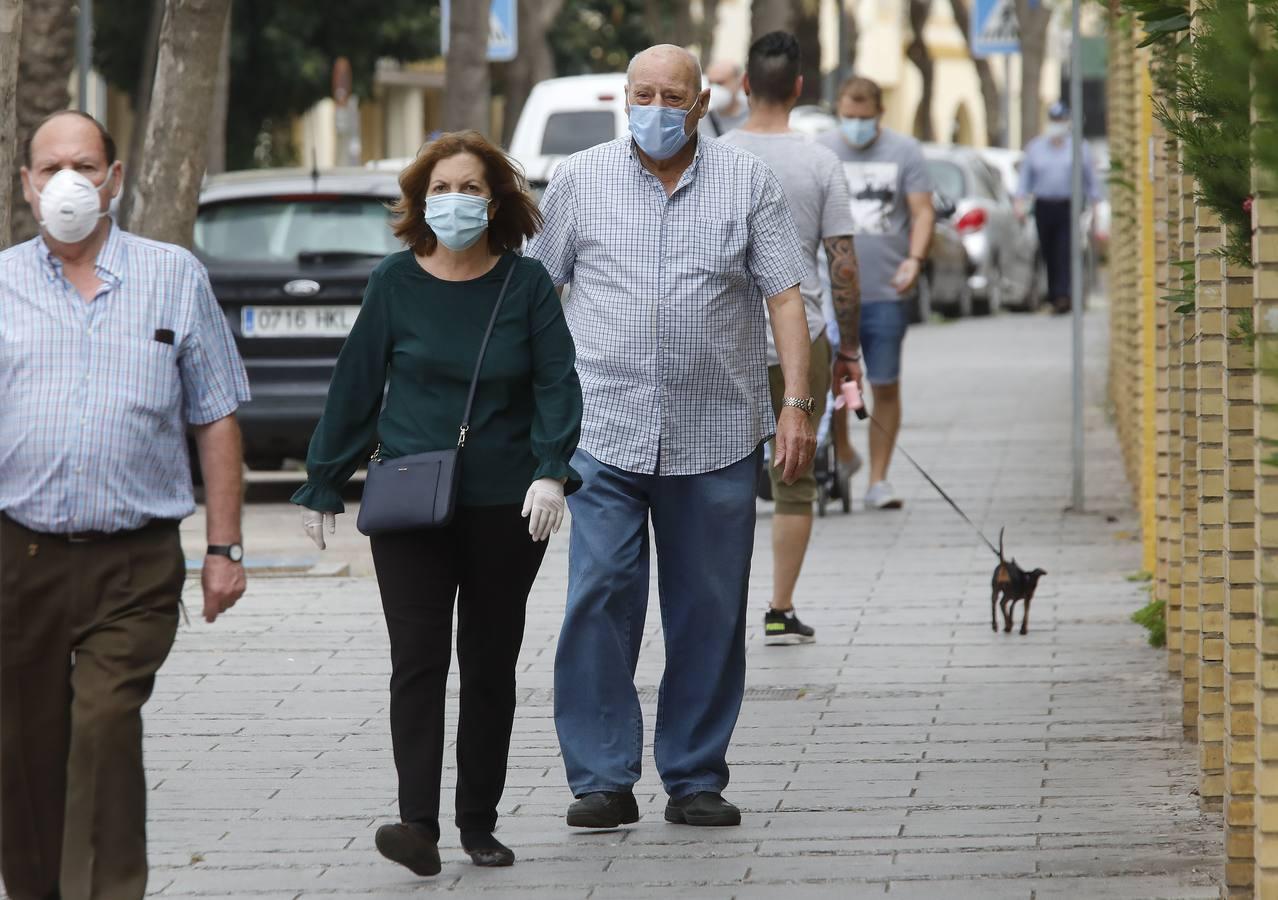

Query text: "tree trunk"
[750, 0, 792, 46]
[444, 0, 491, 135]
[0, 0, 23, 249]
[795, 0, 821, 104]
[120, 0, 163, 229]
[502, 0, 563, 145]
[204, 4, 230, 175]
[698, 0, 720, 63]
[948, 0, 1001, 146]
[907, 0, 935, 141]
[9, 0, 76, 244]
[840, 3, 858, 85]
[1015, 0, 1052, 145]
[128, 0, 231, 247]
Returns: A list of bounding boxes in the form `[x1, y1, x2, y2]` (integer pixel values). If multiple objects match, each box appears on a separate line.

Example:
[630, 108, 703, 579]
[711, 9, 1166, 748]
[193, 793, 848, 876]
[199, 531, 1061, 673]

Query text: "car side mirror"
[933, 193, 957, 219]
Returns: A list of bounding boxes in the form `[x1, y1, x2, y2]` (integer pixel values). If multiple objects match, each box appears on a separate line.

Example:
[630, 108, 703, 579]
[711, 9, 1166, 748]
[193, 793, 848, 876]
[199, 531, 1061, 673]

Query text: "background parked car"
[193, 168, 402, 469]
[923, 144, 1041, 313]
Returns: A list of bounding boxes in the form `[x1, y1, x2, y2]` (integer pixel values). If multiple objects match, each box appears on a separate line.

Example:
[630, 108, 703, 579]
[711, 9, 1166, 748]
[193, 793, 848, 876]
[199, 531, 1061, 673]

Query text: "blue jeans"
[554, 447, 759, 800]
[860, 300, 909, 385]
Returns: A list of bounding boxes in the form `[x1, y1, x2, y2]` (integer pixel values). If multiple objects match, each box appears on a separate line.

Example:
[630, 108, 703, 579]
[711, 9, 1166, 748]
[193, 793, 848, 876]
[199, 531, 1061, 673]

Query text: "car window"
[925, 160, 966, 201]
[540, 111, 616, 156]
[194, 197, 401, 263]
[974, 161, 1006, 203]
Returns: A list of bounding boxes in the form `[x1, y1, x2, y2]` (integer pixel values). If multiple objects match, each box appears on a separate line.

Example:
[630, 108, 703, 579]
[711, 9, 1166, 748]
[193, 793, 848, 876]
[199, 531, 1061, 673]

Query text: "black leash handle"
[853, 404, 1002, 558]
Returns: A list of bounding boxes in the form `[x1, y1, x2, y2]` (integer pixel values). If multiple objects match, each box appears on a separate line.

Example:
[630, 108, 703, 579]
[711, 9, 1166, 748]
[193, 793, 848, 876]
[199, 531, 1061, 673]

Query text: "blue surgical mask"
[628, 100, 699, 161]
[424, 193, 491, 251]
[839, 116, 878, 147]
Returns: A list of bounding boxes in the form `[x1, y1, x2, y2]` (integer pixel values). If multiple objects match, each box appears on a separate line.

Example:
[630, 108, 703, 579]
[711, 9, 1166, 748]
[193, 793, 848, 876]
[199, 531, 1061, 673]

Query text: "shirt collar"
[35, 218, 124, 285]
[625, 135, 704, 191]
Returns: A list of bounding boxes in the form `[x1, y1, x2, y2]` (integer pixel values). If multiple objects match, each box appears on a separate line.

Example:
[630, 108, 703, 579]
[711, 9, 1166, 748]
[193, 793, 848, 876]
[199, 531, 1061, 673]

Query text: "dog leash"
[837, 383, 1001, 558]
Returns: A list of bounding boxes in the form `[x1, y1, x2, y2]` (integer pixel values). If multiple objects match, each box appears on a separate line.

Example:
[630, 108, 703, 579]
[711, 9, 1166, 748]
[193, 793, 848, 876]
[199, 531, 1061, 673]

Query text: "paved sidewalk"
[117, 310, 1220, 898]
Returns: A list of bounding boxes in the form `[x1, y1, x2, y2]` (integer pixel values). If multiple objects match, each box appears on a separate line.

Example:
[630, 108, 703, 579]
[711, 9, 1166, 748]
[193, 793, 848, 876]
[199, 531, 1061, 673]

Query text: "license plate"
[240, 305, 361, 338]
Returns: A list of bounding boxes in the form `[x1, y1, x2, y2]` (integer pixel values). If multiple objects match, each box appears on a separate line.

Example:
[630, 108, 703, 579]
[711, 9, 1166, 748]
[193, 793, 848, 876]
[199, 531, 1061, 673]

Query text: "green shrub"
[1132, 598, 1167, 648]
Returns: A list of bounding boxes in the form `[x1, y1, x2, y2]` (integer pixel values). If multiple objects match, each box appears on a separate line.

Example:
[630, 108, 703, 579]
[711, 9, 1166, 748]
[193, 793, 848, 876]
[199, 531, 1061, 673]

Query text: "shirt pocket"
[686, 219, 747, 276]
[120, 338, 181, 418]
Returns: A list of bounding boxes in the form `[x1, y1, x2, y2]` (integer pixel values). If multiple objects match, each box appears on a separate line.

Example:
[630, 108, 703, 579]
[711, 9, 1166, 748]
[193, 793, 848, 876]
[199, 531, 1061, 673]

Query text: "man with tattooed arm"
[721, 31, 860, 644]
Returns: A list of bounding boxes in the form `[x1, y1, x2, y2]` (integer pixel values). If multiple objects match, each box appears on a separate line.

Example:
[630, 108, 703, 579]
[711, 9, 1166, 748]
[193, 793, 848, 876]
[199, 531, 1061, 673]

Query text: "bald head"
[705, 60, 742, 87]
[25, 110, 116, 169]
[627, 44, 703, 97]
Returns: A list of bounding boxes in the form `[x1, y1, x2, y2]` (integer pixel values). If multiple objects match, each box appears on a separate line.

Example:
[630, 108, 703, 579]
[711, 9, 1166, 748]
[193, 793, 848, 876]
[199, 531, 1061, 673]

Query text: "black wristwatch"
[207, 543, 244, 563]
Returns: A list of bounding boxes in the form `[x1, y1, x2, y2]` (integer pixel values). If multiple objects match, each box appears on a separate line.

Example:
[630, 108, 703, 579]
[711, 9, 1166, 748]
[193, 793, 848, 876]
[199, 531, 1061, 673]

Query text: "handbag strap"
[457, 259, 517, 448]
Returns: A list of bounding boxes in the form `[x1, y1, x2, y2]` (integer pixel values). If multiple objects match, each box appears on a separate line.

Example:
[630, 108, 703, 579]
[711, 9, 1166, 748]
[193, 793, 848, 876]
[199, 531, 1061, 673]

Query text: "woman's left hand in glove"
[521, 478, 566, 542]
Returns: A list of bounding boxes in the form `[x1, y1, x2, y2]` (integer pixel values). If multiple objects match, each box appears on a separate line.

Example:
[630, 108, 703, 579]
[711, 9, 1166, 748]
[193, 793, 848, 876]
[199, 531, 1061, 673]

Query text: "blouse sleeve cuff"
[291, 481, 346, 514]
[533, 458, 583, 497]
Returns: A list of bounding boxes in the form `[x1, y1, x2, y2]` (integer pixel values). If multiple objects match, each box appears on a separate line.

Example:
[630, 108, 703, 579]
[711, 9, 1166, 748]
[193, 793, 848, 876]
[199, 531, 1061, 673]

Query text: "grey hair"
[626, 44, 704, 93]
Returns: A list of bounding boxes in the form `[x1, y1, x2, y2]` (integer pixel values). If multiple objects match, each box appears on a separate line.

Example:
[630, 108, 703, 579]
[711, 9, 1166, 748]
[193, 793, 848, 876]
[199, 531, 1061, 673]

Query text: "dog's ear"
[1031, 568, 1046, 577]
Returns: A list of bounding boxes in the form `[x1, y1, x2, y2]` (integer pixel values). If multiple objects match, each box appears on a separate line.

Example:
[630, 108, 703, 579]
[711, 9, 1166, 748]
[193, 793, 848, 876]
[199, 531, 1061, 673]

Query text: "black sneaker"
[764, 608, 816, 645]
[565, 791, 640, 828]
[664, 791, 742, 826]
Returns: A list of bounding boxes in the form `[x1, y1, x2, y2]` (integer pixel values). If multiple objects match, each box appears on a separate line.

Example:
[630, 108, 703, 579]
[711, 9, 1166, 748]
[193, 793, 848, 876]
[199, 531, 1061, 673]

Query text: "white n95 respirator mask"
[37, 168, 112, 244]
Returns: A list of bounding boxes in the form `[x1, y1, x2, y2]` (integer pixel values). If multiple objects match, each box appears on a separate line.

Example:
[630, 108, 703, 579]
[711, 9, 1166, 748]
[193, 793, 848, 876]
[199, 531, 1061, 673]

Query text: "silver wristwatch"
[782, 396, 816, 415]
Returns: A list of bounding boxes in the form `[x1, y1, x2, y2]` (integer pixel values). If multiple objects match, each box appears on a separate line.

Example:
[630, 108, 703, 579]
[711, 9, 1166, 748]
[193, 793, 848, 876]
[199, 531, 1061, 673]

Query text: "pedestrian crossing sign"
[972, 0, 1020, 57]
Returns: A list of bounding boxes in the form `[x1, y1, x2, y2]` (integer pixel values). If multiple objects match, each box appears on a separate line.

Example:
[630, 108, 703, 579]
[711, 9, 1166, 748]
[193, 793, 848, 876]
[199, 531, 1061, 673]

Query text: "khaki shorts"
[767, 334, 831, 515]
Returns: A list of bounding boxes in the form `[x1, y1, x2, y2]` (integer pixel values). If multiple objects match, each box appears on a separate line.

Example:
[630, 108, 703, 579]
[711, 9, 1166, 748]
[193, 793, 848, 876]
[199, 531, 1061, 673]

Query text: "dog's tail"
[997, 526, 1005, 562]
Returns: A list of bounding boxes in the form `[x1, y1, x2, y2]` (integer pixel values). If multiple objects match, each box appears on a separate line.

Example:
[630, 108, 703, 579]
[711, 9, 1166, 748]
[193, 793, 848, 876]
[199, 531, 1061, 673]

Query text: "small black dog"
[990, 529, 1046, 635]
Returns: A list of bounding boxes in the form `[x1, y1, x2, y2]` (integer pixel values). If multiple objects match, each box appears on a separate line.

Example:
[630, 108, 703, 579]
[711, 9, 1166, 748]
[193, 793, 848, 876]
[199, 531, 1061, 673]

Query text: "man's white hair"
[626, 44, 704, 92]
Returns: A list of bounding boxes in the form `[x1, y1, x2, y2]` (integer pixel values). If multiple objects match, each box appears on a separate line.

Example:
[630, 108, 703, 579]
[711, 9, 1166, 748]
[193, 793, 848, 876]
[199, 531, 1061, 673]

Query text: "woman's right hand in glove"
[301, 508, 336, 550]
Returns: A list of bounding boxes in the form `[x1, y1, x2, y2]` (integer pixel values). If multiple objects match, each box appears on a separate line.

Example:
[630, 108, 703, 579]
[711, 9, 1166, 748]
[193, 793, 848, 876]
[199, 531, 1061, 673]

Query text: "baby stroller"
[813, 403, 852, 516]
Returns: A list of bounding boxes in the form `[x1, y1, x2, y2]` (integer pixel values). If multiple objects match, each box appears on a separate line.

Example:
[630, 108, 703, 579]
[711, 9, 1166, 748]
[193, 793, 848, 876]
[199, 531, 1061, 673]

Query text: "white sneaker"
[865, 480, 903, 510]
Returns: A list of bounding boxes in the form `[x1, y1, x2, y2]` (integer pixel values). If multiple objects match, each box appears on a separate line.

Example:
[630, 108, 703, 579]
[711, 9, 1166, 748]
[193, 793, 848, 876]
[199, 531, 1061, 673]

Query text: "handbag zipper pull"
[458, 425, 469, 448]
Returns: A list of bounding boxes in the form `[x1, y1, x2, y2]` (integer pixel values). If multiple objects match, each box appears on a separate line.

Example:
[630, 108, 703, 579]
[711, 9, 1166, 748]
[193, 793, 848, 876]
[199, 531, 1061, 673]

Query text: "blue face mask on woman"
[839, 116, 878, 147]
[628, 98, 700, 161]
[424, 193, 491, 251]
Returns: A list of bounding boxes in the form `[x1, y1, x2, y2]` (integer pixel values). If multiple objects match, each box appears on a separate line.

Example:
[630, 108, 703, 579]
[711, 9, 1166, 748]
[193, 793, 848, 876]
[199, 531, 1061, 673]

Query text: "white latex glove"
[521, 478, 565, 542]
[301, 508, 336, 550]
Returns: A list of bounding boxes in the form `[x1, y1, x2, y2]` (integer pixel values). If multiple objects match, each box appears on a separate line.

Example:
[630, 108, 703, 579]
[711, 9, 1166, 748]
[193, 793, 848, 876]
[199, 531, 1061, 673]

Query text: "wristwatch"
[207, 543, 244, 563]
[837, 350, 861, 363]
[782, 396, 816, 415]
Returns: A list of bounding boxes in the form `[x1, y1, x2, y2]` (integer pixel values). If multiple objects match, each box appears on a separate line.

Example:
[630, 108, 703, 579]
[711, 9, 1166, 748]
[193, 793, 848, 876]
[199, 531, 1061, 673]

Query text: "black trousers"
[369, 504, 547, 840]
[1034, 198, 1073, 306]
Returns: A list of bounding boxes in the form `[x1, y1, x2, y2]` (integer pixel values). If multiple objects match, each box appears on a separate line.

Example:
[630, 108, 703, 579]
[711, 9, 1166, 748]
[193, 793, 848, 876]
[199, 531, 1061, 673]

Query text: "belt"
[2, 513, 180, 544]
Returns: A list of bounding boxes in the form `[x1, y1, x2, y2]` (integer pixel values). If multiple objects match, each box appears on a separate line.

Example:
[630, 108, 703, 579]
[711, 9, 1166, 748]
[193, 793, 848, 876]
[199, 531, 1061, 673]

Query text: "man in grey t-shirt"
[816, 76, 935, 510]
[721, 31, 860, 646]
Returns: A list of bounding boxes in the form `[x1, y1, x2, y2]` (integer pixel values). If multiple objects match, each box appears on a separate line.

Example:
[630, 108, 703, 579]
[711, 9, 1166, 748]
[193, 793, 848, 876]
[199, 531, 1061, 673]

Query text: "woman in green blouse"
[292, 131, 582, 875]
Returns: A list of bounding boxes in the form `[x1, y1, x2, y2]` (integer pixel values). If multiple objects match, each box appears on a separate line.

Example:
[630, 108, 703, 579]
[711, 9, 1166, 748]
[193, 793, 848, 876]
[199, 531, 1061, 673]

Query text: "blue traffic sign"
[972, 0, 1020, 57]
[441, 0, 518, 63]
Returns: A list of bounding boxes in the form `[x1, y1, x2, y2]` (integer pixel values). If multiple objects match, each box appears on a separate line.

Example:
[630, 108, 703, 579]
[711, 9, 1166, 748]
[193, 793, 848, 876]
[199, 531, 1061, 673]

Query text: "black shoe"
[565, 791, 640, 828]
[375, 823, 442, 876]
[764, 608, 816, 645]
[664, 792, 741, 826]
[461, 830, 515, 867]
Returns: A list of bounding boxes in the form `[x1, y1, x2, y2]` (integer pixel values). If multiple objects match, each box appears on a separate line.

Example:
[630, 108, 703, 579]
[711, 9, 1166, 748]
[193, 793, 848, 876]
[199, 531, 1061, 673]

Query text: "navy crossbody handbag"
[356, 263, 516, 535]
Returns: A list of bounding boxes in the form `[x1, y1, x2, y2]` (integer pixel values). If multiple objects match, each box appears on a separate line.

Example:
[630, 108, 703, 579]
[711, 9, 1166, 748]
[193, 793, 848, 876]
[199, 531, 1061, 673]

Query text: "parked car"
[923, 144, 1041, 313]
[509, 73, 629, 185]
[918, 196, 972, 320]
[193, 168, 403, 468]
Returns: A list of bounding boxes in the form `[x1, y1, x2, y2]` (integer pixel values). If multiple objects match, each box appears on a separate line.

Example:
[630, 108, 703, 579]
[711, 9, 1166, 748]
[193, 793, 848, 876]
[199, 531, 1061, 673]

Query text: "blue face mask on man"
[839, 116, 878, 147]
[424, 193, 491, 251]
[628, 96, 701, 161]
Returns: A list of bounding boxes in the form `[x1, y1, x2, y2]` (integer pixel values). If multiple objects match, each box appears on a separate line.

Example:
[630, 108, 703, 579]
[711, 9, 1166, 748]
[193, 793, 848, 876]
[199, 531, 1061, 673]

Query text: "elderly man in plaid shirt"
[0, 111, 250, 900]
[527, 44, 815, 829]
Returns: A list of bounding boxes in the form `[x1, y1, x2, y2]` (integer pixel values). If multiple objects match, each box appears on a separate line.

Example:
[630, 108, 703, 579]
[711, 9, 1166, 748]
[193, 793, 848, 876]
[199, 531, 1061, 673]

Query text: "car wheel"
[956, 277, 974, 318]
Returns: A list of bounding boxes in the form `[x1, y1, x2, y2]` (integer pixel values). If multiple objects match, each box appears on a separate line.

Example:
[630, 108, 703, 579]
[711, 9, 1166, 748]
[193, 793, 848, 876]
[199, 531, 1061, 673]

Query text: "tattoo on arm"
[824, 235, 860, 349]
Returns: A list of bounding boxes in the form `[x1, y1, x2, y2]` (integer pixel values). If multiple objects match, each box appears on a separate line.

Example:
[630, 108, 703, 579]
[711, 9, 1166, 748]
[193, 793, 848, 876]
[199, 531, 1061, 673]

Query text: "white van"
[509, 73, 629, 187]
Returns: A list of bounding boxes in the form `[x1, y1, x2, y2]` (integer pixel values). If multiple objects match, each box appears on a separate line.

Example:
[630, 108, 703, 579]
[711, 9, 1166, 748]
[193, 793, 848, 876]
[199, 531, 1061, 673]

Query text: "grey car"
[193, 168, 403, 468]
[923, 145, 1042, 313]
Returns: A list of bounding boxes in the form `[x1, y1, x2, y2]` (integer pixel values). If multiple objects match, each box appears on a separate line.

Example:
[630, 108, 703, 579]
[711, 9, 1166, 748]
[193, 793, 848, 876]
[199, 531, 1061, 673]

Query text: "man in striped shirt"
[528, 44, 814, 830]
[0, 111, 250, 900]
